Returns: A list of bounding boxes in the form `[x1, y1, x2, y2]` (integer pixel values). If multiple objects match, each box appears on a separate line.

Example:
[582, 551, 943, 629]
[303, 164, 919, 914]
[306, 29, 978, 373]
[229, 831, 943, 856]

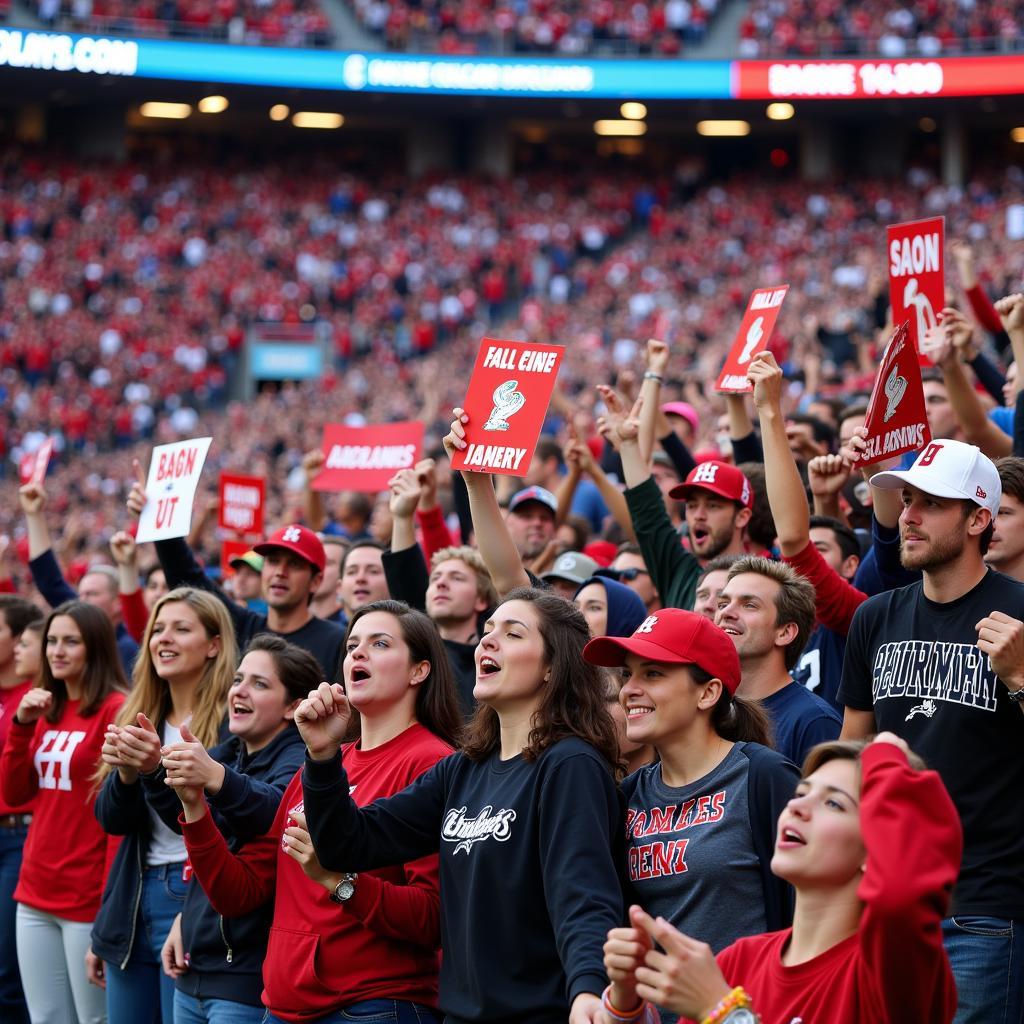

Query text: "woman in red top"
[601, 733, 963, 1024]
[171, 600, 462, 1024]
[0, 597, 44, 1024]
[0, 600, 127, 1024]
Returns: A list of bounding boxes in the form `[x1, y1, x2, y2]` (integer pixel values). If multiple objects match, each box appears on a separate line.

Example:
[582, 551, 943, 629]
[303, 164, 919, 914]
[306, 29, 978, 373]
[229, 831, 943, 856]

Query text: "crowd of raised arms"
[1, 210, 1024, 1024]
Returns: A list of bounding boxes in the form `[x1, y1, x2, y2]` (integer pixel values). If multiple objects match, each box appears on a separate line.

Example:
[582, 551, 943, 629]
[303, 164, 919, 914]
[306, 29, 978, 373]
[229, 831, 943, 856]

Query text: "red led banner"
[733, 56, 1024, 100]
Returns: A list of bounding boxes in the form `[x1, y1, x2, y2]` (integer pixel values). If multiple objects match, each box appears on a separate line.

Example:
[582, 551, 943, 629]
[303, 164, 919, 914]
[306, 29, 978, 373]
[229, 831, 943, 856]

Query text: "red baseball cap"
[583, 607, 741, 695]
[670, 460, 753, 509]
[254, 524, 326, 574]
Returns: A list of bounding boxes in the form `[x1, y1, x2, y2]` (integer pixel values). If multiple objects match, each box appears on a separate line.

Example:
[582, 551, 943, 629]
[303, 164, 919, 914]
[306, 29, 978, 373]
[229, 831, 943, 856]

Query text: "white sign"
[136, 437, 212, 543]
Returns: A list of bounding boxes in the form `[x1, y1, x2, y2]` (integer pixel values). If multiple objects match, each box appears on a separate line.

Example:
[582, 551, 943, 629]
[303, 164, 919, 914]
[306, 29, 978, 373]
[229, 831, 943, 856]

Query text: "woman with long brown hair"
[583, 608, 799, 1024]
[89, 587, 237, 1024]
[0, 600, 127, 1024]
[298, 588, 625, 1024]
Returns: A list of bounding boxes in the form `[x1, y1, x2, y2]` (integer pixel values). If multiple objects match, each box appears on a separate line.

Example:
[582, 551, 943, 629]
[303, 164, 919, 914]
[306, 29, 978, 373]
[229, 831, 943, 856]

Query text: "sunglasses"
[611, 568, 649, 582]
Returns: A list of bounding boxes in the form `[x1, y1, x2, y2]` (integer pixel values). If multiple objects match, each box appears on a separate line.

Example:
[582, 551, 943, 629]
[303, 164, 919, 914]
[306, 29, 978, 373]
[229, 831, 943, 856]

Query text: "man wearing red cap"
[614, 404, 753, 613]
[146, 519, 346, 682]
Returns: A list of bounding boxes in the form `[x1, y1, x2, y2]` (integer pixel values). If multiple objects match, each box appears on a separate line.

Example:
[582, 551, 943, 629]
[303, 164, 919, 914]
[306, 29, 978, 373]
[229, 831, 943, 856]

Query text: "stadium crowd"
[738, 0, 1024, 57]
[36, 0, 334, 47]
[0, 143, 1023, 1024]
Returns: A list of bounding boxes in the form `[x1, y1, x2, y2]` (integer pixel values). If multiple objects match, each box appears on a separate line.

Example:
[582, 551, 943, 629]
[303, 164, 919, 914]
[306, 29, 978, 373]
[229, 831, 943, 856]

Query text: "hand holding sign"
[127, 459, 148, 518]
[746, 350, 784, 410]
[17, 481, 46, 518]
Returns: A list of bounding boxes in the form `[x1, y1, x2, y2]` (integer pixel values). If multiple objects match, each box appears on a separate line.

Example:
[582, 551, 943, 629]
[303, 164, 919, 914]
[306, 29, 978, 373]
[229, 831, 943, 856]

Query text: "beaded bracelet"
[643, 372, 664, 383]
[601, 985, 649, 1023]
[701, 987, 756, 1024]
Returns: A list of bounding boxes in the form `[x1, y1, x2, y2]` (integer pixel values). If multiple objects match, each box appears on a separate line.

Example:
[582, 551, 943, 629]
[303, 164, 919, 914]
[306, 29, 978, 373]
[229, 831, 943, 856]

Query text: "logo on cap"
[692, 463, 719, 485]
[918, 442, 944, 467]
[976, 486, 987, 499]
[282, 526, 302, 543]
[635, 615, 659, 634]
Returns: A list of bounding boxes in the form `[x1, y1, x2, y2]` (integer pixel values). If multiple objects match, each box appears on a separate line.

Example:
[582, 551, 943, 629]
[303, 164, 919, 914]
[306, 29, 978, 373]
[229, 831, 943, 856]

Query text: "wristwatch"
[329, 873, 358, 903]
[1008, 687, 1024, 704]
[722, 1012, 758, 1024]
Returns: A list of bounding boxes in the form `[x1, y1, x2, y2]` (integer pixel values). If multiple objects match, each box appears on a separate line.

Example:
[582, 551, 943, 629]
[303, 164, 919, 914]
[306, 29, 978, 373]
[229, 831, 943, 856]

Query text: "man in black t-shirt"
[838, 438, 1024, 1024]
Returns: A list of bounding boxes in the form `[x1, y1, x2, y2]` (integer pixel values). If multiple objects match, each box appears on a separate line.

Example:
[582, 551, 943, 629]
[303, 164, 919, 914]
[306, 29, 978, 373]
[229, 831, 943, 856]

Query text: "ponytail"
[690, 665, 773, 747]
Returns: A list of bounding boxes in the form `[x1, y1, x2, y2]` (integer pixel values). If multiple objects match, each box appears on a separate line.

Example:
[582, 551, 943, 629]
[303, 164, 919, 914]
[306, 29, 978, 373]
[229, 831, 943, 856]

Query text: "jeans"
[175, 990, 266, 1023]
[943, 915, 1024, 1024]
[15, 903, 106, 1024]
[0, 823, 29, 1024]
[264, 1000, 443, 1023]
[105, 863, 188, 1024]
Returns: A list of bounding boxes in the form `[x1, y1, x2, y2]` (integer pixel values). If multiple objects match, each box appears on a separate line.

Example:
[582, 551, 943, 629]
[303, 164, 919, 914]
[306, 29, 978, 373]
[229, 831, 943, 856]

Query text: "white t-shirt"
[146, 721, 188, 867]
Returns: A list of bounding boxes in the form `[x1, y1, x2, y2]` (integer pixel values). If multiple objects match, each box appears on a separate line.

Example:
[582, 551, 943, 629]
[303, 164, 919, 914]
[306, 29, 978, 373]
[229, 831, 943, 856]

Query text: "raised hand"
[995, 293, 1024, 334]
[294, 682, 352, 761]
[646, 338, 670, 377]
[109, 530, 138, 568]
[301, 448, 326, 482]
[388, 468, 422, 519]
[746, 350, 784, 412]
[415, 458, 439, 510]
[442, 408, 470, 464]
[126, 459, 149, 518]
[808, 453, 852, 497]
[18, 482, 46, 517]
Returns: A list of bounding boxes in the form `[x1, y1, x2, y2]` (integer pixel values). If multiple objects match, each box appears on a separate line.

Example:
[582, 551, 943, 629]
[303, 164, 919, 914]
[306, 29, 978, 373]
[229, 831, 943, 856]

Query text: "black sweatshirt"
[303, 737, 624, 1024]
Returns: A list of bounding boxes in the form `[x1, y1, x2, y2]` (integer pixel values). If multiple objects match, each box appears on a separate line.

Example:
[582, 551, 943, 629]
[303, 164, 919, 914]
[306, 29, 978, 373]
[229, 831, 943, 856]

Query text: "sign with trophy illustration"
[451, 338, 564, 476]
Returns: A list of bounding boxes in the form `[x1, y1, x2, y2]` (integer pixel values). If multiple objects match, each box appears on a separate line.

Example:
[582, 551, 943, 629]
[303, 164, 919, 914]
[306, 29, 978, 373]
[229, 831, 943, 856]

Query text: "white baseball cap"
[871, 439, 1001, 517]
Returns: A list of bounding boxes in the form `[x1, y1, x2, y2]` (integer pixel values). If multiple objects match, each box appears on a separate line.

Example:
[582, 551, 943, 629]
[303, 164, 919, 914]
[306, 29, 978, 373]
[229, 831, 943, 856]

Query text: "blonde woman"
[89, 588, 237, 1024]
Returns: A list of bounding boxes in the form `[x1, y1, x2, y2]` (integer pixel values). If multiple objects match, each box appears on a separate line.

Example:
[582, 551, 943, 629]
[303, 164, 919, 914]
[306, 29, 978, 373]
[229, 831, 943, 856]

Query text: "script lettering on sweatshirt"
[442, 804, 517, 854]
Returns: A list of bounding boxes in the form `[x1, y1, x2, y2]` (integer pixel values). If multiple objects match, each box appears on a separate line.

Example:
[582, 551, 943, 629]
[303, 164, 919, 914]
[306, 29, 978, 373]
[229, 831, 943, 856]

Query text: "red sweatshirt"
[704, 745, 961, 1024]
[783, 540, 866, 636]
[0, 691, 125, 921]
[417, 505, 456, 565]
[182, 723, 453, 1022]
[119, 588, 149, 645]
[0, 681, 35, 816]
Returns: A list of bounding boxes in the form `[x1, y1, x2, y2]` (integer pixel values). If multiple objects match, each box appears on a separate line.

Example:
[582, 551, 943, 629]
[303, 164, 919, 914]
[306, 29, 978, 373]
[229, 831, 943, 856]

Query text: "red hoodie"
[0, 691, 125, 921]
[182, 723, 453, 1022]
[703, 744, 962, 1024]
[0, 681, 36, 816]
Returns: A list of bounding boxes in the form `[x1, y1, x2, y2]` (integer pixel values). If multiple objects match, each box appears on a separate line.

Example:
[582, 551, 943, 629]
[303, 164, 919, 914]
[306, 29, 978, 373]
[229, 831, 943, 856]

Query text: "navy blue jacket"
[92, 724, 303, 1004]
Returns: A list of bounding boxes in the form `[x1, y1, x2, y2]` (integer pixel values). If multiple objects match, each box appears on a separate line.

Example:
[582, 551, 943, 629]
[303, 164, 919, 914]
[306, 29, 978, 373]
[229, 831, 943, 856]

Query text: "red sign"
[450, 338, 564, 476]
[887, 216, 944, 360]
[220, 539, 253, 578]
[18, 438, 54, 486]
[313, 421, 424, 493]
[733, 57, 1024, 100]
[218, 473, 265, 536]
[716, 286, 790, 393]
[860, 321, 931, 465]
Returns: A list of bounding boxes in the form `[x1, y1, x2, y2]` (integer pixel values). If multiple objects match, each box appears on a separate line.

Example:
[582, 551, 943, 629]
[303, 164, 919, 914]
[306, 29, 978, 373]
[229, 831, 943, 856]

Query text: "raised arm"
[442, 408, 530, 597]
[747, 352, 810, 557]
[301, 449, 329, 532]
[638, 339, 670, 465]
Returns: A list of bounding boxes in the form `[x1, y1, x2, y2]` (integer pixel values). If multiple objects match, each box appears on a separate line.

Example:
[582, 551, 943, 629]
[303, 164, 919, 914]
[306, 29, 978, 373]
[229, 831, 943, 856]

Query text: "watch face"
[725, 1011, 757, 1024]
[336, 878, 355, 901]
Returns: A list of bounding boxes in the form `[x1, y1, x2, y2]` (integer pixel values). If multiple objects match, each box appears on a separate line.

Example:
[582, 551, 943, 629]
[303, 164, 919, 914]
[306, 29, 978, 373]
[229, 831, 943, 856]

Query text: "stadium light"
[766, 102, 794, 121]
[697, 120, 750, 137]
[292, 111, 344, 129]
[594, 119, 647, 136]
[1012, 127, 1024, 143]
[139, 102, 192, 120]
[198, 95, 229, 114]
[269, 104, 290, 121]
[620, 102, 647, 120]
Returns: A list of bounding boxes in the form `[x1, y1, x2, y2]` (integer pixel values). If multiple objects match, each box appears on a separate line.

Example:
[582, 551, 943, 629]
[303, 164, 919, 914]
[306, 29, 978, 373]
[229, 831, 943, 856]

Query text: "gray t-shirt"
[622, 742, 769, 1018]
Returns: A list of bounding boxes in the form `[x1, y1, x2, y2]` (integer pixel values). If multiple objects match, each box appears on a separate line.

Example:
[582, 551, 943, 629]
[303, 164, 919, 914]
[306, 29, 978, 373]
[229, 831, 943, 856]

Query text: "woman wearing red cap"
[583, 608, 798, 1024]
[601, 734, 962, 1024]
